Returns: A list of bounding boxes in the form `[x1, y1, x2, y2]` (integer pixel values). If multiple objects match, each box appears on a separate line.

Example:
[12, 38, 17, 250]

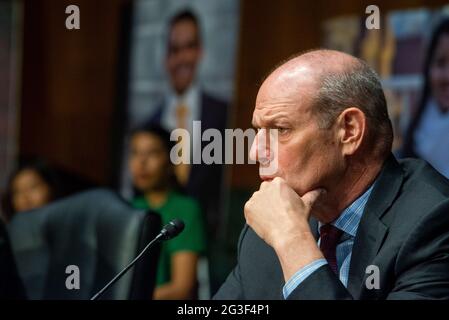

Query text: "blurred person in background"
[1, 158, 60, 223]
[147, 9, 228, 242]
[128, 124, 206, 300]
[402, 18, 449, 178]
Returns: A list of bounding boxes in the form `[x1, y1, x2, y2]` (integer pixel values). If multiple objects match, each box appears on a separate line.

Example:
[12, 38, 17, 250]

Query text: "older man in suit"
[214, 49, 449, 300]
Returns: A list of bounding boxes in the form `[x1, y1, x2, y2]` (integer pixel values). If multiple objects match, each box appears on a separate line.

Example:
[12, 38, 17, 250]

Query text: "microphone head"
[160, 219, 185, 240]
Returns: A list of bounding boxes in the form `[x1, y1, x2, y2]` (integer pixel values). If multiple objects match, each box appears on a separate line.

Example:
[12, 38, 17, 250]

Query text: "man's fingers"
[302, 188, 326, 208]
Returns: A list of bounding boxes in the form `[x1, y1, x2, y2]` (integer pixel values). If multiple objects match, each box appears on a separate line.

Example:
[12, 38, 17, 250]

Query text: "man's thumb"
[302, 188, 326, 208]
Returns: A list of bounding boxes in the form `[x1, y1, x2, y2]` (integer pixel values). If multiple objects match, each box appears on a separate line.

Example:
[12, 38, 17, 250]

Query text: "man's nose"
[174, 46, 191, 62]
[249, 137, 258, 163]
[249, 129, 270, 164]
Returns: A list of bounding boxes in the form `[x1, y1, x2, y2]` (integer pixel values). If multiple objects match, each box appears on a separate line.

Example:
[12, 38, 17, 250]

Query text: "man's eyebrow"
[252, 118, 289, 129]
[271, 116, 290, 124]
[261, 116, 292, 127]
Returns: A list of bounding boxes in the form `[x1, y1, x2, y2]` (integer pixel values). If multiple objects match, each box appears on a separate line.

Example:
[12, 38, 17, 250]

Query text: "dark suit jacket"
[147, 92, 229, 238]
[214, 155, 449, 300]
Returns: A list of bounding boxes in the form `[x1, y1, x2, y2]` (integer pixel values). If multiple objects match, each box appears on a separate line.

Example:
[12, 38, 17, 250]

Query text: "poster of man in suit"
[119, 0, 240, 295]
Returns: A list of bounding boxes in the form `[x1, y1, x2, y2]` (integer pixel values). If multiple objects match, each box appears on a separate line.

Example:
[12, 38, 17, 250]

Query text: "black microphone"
[90, 218, 185, 300]
[159, 218, 185, 240]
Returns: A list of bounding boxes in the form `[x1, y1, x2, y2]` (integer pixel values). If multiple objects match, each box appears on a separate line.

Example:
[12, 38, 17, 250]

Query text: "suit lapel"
[347, 155, 404, 298]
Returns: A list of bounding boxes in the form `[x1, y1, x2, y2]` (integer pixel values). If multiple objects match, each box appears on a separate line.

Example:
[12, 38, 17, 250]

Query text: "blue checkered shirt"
[283, 183, 375, 299]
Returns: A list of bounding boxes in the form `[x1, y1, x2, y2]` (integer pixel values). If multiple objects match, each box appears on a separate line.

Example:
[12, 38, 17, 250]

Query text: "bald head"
[257, 49, 393, 159]
[269, 49, 357, 78]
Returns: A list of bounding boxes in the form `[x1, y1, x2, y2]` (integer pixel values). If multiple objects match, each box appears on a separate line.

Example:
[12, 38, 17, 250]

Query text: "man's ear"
[335, 107, 366, 156]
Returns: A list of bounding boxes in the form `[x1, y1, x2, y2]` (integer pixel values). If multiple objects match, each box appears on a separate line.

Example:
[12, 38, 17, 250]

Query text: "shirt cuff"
[282, 258, 328, 299]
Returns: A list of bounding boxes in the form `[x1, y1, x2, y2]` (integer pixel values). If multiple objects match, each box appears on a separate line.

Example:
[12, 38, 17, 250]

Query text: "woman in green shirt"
[128, 125, 206, 299]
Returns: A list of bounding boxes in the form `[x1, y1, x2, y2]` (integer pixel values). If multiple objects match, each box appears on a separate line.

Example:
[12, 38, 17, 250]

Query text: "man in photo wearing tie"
[147, 9, 229, 242]
[214, 49, 449, 300]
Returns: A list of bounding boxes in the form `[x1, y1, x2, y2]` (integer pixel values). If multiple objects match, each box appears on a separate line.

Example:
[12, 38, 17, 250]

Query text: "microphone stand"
[90, 233, 162, 300]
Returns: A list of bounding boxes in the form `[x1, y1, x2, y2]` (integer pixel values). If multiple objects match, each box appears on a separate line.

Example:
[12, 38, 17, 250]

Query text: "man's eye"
[277, 128, 290, 134]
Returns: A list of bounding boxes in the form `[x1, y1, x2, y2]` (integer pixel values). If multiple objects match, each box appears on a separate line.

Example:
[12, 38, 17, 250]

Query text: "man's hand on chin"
[244, 177, 326, 281]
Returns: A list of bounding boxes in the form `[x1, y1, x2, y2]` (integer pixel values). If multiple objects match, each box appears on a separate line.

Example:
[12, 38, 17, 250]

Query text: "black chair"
[0, 219, 26, 299]
[7, 189, 161, 300]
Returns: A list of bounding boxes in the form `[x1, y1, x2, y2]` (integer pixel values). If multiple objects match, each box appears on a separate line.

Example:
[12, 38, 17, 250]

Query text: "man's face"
[166, 19, 202, 95]
[250, 70, 344, 197]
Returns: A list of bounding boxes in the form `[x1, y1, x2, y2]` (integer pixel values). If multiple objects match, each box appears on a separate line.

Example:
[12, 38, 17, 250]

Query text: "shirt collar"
[168, 82, 199, 106]
[318, 182, 376, 238]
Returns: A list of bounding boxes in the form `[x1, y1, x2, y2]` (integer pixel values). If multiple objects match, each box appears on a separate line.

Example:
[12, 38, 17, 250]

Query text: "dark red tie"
[319, 224, 343, 275]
